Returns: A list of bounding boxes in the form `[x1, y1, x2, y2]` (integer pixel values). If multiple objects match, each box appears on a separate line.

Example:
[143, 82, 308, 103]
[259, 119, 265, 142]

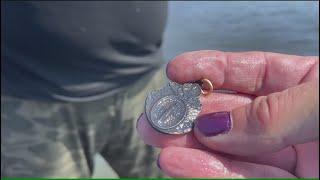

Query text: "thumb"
[194, 81, 319, 156]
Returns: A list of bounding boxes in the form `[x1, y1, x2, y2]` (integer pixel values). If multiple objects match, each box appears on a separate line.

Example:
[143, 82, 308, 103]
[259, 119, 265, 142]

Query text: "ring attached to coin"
[145, 79, 213, 134]
[200, 78, 213, 95]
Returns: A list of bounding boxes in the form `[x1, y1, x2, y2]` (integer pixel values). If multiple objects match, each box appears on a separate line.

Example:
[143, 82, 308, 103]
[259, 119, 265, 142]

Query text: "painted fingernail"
[195, 111, 232, 136]
[136, 113, 143, 130]
[156, 155, 162, 170]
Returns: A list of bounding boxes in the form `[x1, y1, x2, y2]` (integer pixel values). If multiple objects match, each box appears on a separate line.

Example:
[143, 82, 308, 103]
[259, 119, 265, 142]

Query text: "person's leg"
[1, 96, 93, 177]
[99, 67, 167, 177]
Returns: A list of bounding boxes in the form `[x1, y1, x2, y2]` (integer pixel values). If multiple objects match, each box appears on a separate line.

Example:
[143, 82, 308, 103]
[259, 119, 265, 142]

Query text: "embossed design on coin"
[150, 96, 186, 129]
[145, 81, 202, 134]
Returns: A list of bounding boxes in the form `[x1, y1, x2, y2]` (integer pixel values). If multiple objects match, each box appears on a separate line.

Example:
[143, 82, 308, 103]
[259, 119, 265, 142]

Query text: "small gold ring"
[200, 78, 213, 95]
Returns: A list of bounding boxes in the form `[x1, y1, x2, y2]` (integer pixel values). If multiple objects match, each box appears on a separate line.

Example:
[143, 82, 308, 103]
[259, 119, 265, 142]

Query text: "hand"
[137, 50, 319, 178]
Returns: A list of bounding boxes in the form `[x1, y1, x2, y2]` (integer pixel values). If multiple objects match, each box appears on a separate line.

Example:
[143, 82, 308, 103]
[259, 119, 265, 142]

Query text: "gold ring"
[200, 78, 213, 95]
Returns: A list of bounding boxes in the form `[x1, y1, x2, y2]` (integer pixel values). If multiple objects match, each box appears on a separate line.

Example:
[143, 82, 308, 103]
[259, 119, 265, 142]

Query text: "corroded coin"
[145, 81, 202, 134]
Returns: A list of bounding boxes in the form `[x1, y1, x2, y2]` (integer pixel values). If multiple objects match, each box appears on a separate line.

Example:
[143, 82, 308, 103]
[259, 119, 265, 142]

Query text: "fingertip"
[159, 147, 188, 177]
[136, 113, 150, 139]
[156, 153, 162, 170]
[166, 50, 227, 84]
[137, 113, 203, 148]
[159, 147, 236, 178]
[136, 113, 144, 130]
[136, 113, 155, 145]
[166, 55, 182, 83]
[159, 147, 296, 178]
[136, 113, 146, 131]
[166, 51, 200, 83]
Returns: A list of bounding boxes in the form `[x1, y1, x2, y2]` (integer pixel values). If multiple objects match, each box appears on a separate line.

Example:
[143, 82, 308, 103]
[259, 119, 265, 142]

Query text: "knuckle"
[246, 95, 280, 134]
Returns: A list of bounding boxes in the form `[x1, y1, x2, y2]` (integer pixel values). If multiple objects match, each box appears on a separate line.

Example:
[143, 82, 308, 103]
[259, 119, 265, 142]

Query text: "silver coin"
[145, 81, 202, 134]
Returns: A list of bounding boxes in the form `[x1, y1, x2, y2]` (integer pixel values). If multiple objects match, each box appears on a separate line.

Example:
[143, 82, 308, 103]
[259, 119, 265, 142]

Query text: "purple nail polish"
[195, 111, 232, 136]
[156, 156, 162, 170]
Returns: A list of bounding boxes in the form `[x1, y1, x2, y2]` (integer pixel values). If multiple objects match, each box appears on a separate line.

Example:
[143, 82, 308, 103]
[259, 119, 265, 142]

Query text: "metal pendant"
[145, 81, 202, 134]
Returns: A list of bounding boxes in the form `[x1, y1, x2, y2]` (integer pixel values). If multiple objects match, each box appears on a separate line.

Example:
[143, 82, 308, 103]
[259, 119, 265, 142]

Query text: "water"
[163, 1, 319, 61]
[94, 1, 319, 177]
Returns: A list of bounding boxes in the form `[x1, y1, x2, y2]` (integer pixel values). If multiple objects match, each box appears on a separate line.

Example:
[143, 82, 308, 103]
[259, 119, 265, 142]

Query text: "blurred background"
[93, 1, 319, 177]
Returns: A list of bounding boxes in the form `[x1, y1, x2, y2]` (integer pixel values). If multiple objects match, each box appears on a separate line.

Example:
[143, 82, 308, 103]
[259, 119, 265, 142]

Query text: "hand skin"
[137, 50, 319, 178]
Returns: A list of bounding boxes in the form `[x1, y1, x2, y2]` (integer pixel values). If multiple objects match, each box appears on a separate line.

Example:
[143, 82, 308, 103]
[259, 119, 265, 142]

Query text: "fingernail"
[156, 155, 162, 170]
[195, 111, 232, 136]
[136, 113, 143, 130]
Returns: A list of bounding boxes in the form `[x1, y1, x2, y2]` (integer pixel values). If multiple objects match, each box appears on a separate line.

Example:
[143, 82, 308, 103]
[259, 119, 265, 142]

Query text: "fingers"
[167, 50, 318, 95]
[233, 146, 296, 173]
[294, 141, 319, 178]
[137, 92, 253, 148]
[158, 147, 296, 178]
[194, 81, 319, 156]
[138, 112, 297, 172]
[137, 114, 203, 148]
[137, 92, 297, 172]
